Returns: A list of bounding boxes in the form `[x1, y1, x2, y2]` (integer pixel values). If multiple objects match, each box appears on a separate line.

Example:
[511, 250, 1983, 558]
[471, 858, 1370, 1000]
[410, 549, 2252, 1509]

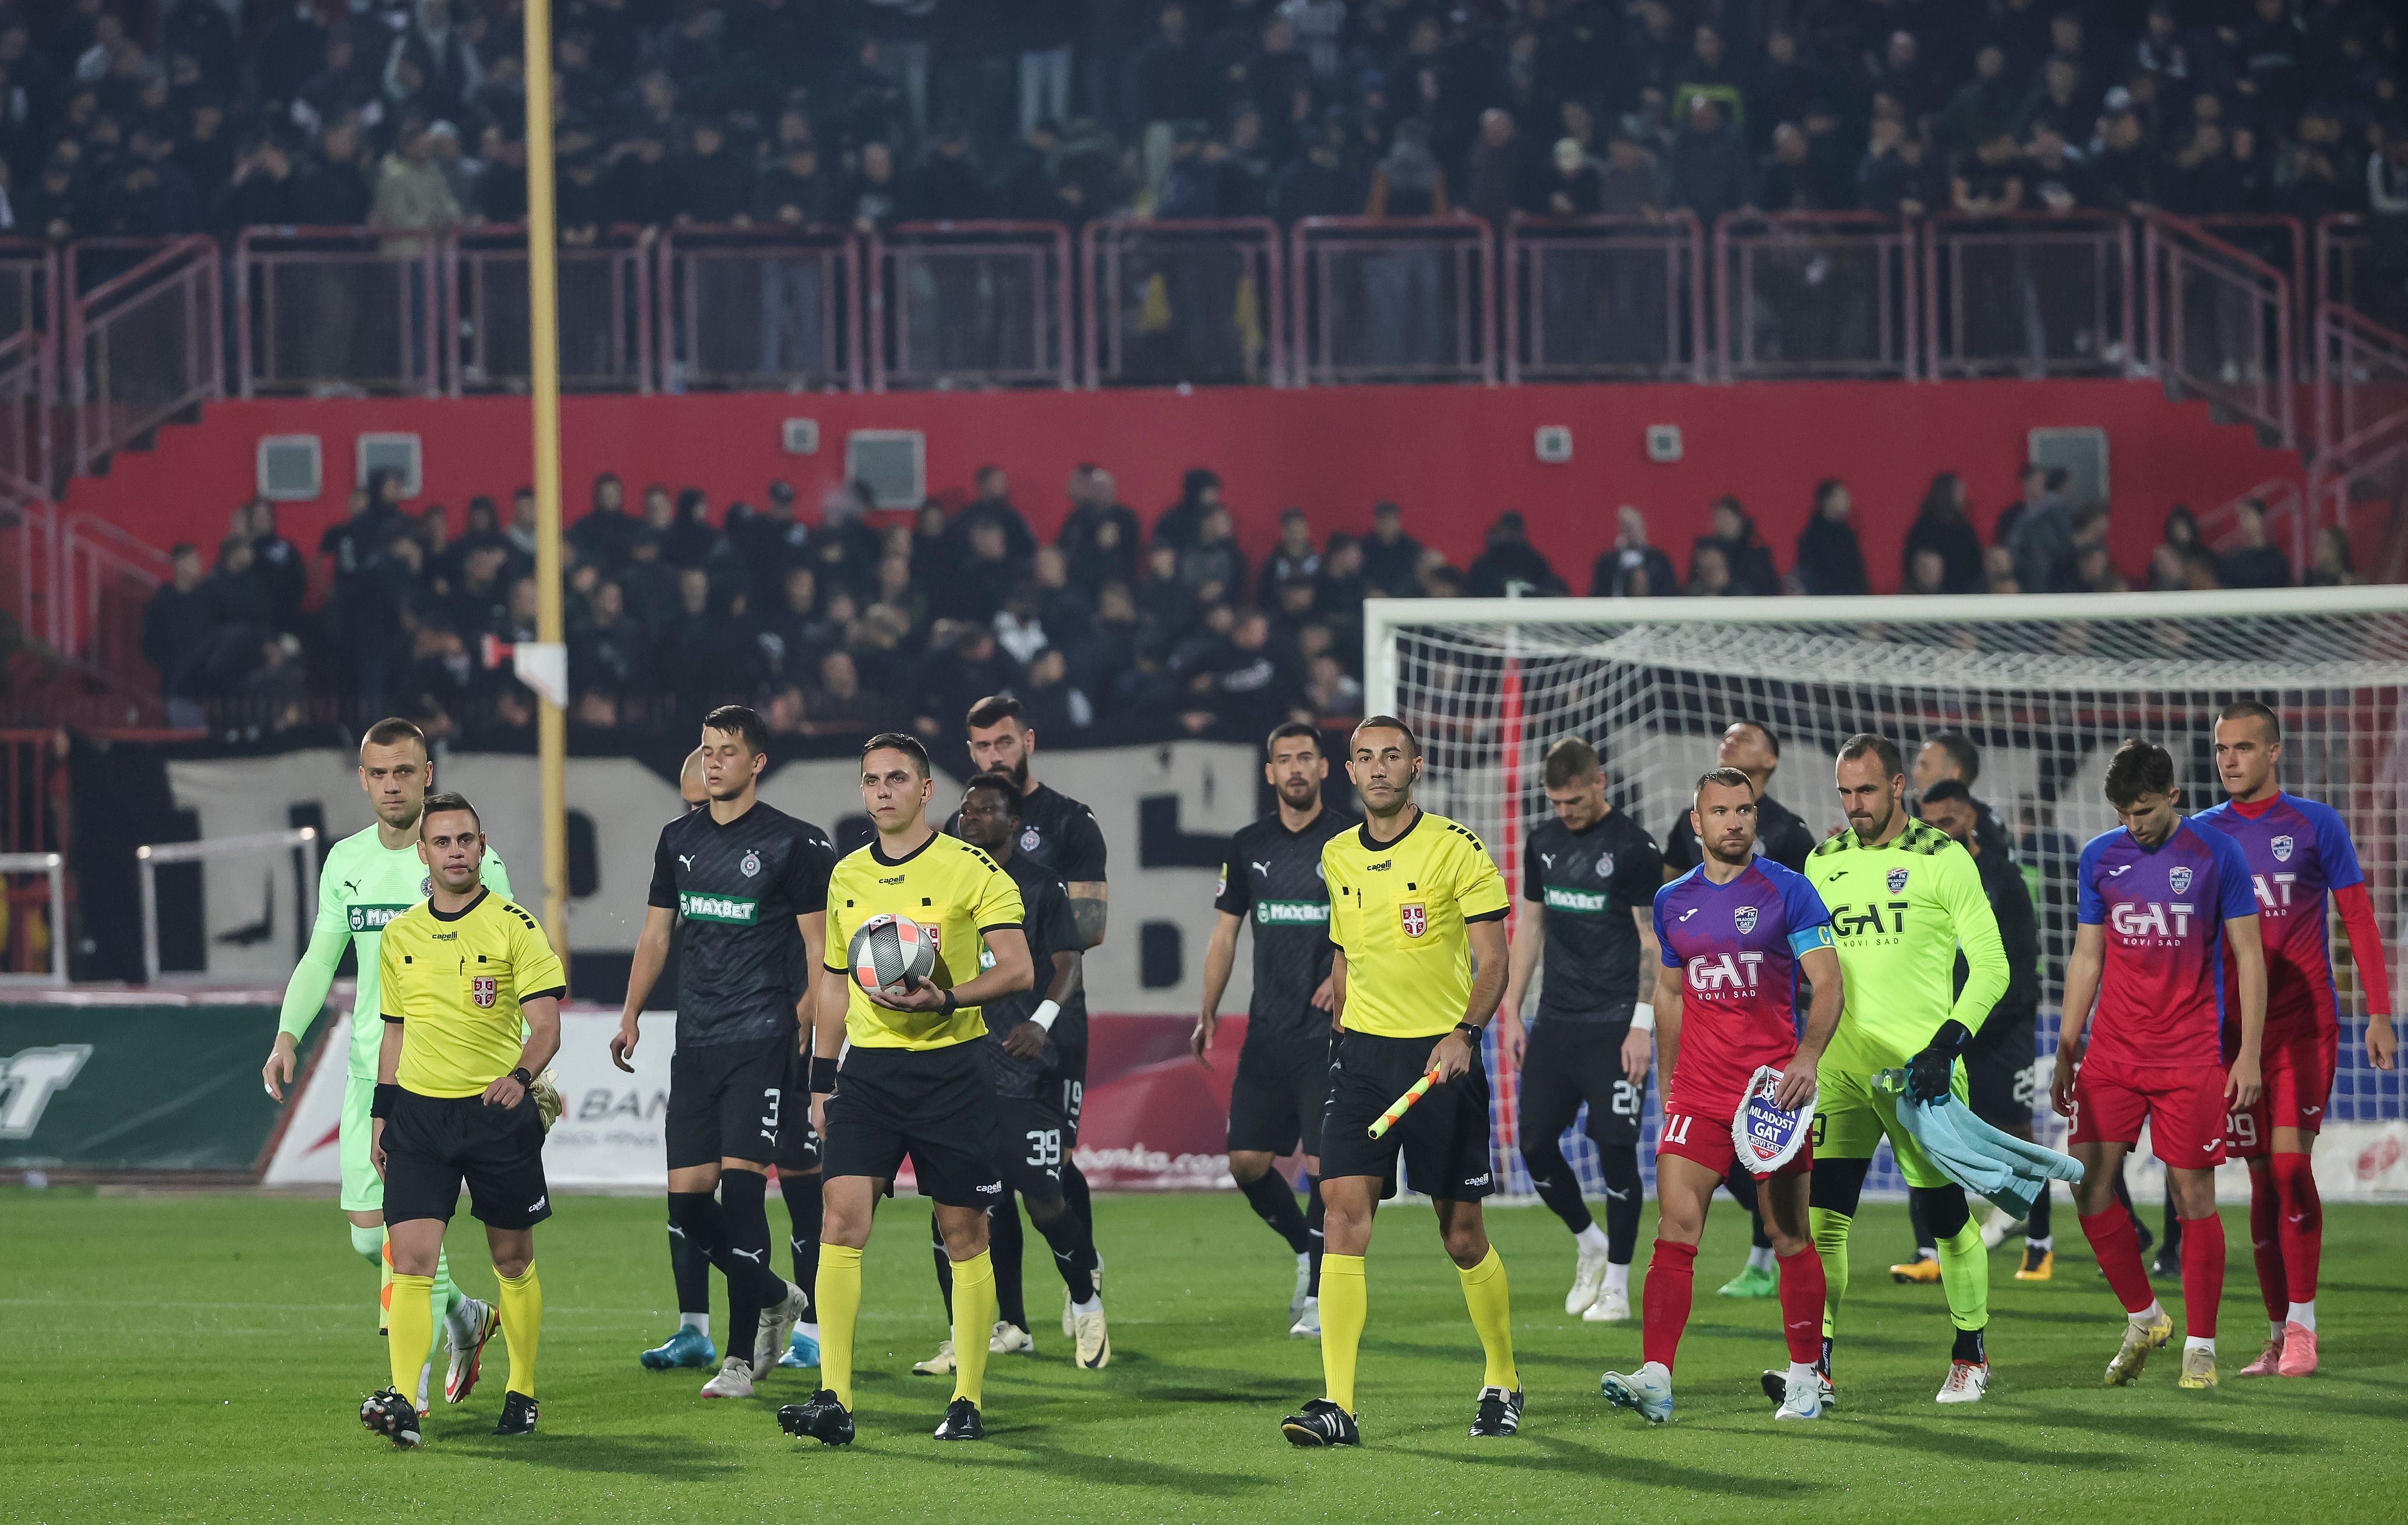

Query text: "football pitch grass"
[3, 1188, 2401, 1523]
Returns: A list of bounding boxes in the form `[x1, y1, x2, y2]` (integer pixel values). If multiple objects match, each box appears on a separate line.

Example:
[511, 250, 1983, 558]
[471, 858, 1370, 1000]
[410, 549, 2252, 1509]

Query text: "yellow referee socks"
[1457, 1246, 1519, 1392]
[816, 1243, 863, 1409]
[949, 1251, 997, 1408]
[495, 1263, 542, 1399]
[1319, 1253, 1366, 1413]
[386, 1273, 433, 1399]
[1811, 1207, 1852, 1343]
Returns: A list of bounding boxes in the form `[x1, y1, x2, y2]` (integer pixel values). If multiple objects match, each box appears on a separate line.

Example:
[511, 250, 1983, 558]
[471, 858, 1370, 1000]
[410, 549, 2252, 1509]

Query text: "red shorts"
[2068, 1059, 2229, 1168]
[1656, 1104, 1813, 1180]
[2225, 1024, 2339, 1157]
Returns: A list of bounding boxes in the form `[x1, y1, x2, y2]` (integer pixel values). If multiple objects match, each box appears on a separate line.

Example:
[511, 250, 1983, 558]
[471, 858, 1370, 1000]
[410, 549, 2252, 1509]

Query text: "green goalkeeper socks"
[1810, 1207, 1852, 1343]
[1934, 1221, 1990, 1332]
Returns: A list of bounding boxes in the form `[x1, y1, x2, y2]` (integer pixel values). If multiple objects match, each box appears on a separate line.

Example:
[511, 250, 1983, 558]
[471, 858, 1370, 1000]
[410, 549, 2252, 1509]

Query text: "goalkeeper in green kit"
[1799, 735, 2008, 1407]
[260, 719, 515, 1413]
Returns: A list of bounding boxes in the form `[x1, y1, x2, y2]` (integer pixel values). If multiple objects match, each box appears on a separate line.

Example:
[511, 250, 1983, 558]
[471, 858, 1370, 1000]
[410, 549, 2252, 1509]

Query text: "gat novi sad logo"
[0, 1044, 94, 1139]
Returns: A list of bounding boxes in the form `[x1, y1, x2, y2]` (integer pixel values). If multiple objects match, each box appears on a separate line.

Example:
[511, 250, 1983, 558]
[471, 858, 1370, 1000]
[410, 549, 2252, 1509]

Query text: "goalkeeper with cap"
[1803, 734, 2008, 1406]
[261, 718, 511, 1414]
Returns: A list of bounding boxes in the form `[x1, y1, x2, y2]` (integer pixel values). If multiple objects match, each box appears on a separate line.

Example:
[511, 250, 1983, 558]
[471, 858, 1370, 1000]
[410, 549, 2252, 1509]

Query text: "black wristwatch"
[508, 1067, 534, 1089]
[1453, 1021, 1485, 1040]
[939, 989, 959, 1016]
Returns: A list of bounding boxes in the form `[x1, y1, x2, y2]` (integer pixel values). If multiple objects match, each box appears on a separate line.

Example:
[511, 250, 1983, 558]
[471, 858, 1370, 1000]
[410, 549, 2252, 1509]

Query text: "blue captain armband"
[1787, 924, 1834, 958]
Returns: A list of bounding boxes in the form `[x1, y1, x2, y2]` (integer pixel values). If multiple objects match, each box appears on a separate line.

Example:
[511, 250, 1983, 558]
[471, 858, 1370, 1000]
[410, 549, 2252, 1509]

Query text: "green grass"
[2, 1188, 2400, 1522]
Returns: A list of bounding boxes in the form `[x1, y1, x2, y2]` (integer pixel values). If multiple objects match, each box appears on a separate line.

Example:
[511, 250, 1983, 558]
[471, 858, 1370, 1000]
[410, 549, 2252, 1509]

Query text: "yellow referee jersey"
[1323, 809, 1510, 1039]
[823, 831, 1025, 1051]
[379, 889, 567, 1098]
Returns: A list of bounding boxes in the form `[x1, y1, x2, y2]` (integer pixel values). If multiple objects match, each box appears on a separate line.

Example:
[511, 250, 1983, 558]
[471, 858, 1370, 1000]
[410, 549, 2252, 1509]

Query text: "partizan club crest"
[740, 850, 761, 878]
[2169, 866, 2194, 895]
[1887, 867, 1909, 894]
[1021, 827, 1041, 852]
[1734, 905, 1759, 935]
[2271, 834, 2294, 863]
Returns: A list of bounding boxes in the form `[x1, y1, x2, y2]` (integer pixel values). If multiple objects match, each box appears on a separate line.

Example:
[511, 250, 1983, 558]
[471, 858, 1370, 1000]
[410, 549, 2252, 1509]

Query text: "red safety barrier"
[1502, 210, 1702, 383]
[1081, 217, 1284, 389]
[1289, 215, 1496, 386]
[868, 221, 1074, 392]
[1715, 211, 1916, 381]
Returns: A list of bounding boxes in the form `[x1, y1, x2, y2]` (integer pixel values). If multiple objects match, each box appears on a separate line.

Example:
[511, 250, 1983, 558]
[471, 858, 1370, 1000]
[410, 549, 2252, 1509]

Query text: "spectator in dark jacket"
[1359, 500, 1424, 598]
[1792, 478, 1867, 594]
[1902, 471, 1985, 594]
[1465, 510, 1563, 596]
[1592, 505, 1679, 598]
[1153, 467, 1223, 551]
[2217, 497, 2292, 588]
[1693, 496, 1780, 596]
[142, 543, 214, 718]
[1666, 94, 1754, 228]
[675, 120, 754, 224]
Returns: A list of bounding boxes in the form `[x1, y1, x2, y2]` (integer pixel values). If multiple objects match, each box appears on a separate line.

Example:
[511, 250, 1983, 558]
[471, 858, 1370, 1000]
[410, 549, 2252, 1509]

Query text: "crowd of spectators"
[144, 456, 2343, 740]
[6, 0, 2405, 252]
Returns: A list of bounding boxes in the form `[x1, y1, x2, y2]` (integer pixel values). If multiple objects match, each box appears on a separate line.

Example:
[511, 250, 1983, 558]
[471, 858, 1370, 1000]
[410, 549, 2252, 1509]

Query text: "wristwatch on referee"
[507, 1067, 533, 1089]
[1452, 1021, 1485, 1041]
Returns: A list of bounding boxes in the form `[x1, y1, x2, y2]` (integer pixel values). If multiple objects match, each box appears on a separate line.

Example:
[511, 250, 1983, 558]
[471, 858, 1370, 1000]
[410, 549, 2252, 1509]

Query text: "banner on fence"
[1, 1001, 284, 1171]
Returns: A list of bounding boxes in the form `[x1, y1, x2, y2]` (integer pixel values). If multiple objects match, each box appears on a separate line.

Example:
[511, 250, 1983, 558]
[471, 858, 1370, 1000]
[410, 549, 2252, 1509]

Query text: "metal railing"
[2314, 214, 2403, 336]
[136, 825, 318, 985]
[1291, 215, 1495, 386]
[2316, 301, 2408, 459]
[0, 850, 66, 984]
[1923, 211, 2132, 379]
[0, 329, 52, 503]
[2198, 476, 2307, 577]
[0, 494, 57, 652]
[657, 223, 859, 393]
[235, 225, 440, 397]
[1082, 218, 1283, 388]
[455, 224, 654, 394]
[1503, 211, 1702, 383]
[0, 240, 58, 357]
[2144, 211, 2295, 450]
[869, 221, 1074, 391]
[59, 511, 171, 669]
[1715, 211, 1915, 380]
[66, 235, 221, 477]
[2308, 301, 2408, 584]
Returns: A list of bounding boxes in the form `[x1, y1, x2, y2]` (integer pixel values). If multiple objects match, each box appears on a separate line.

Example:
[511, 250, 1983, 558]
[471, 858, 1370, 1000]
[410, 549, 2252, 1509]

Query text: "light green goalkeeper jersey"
[277, 822, 512, 1079]
[1806, 816, 2007, 1075]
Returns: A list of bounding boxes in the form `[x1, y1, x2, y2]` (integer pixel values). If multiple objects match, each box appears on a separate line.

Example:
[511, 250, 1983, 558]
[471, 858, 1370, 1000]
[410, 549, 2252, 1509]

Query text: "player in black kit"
[610, 705, 837, 1400]
[1195, 722, 1351, 1337]
[959, 695, 1111, 1340]
[915, 774, 1111, 1371]
[1498, 738, 1665, 1325]
[1662, 720, 1814, 1300]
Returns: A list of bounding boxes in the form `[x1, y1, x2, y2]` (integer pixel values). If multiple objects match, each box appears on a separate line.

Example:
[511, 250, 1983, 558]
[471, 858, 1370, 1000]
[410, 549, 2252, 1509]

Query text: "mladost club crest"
[1732, 1064, 1813, 1175]
[2272, 834, 2294, 863]
[1734, 905, 1759, 935]
[2170, 866, 2194, 895]
[1887, 866, 1909, 894]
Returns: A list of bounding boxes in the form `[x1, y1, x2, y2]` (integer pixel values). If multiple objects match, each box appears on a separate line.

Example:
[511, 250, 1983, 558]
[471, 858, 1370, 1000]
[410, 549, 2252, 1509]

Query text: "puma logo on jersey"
[1250, 861, 1270, 874]
[1539, 853, 1555, 869]
[678, 854, 695, 870]
[732, 1247, 765, 1264]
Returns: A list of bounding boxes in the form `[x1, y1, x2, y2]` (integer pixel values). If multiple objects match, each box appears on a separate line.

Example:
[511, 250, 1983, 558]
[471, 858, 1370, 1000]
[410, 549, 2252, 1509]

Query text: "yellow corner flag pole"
[521, 0, 570, 966]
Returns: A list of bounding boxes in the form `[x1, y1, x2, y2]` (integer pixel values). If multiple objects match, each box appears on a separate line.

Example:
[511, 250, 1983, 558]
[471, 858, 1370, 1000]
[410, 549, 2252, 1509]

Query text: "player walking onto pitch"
[1496, 737, 1665, 1325]
[1804, 735, 2008, 1405]
[1280, 717, 1521, 1448]
[959, 696, 1111, 1342]
[2056, 738, 2266, 1390]
[2201, 702, 2395, 1378]
[611, 706, 835, 1399]
[1600, 768, 1842, 1425]
[360, 794, 564, 1448]
[262, 718, 510, 1414]
[779, 733, 1033, 1446]
[644, 747, 718, 1369]
[1195, 722, 1350, 1339]
[917, 772, 1107, 1369]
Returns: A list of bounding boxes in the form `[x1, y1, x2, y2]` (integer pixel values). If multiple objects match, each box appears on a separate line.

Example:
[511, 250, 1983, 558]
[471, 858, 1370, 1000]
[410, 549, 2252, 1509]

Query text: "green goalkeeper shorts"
[341, 1073, 386, 1215]
[1810, 1060, 1967, 1191]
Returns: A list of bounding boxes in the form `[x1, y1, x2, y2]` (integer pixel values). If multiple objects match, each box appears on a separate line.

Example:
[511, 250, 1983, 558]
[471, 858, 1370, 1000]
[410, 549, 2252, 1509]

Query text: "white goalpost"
[1366, 588, 2408, 1202]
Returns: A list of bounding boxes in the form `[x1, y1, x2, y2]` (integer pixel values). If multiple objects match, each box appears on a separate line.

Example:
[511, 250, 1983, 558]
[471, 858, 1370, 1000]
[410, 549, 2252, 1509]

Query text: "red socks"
[2079, 1208, 2156, 1315]
[2272, 1152, 2321, 1305]
[1774, 1247, 1826, 1364]
[2248, 1167, 2287, 1322]
[2179, 1211, 2225, 1339]
[1641, 1238, 1697, 1371]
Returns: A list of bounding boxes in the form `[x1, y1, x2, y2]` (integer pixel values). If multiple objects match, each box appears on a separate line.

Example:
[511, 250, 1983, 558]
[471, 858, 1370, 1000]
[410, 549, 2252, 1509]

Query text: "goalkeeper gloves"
[1904, 1021, 1971, 1104]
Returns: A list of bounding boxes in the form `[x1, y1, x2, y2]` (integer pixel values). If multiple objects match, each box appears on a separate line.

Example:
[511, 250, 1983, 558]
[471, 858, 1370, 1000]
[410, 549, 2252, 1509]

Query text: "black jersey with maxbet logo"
[1524, 811, 1664, 1021]
[1215, 807, 1352, 1044]
[977, 851, 1082, 1099]
[647, 801, 836, 1048]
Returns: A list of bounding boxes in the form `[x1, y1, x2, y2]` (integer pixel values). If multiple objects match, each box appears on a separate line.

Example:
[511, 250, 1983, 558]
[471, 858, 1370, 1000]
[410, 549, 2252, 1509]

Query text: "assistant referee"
[1281, 716, 1521, 1449]
[362, 793, 564, 1450]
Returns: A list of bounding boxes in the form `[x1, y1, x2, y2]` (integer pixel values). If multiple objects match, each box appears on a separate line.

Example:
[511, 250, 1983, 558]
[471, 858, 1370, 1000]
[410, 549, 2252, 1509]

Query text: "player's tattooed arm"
[1193, 910, 1244, 1066]
[1067, 880, 1108, 948]
[1007, 948, 1082, 1060]
[1623, 906, 1659, 1084]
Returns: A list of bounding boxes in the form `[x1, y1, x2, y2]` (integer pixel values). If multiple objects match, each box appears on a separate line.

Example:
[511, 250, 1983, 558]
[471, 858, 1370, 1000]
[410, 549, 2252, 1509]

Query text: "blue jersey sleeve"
[2075, 832, 2110, 924]
[1775, 867, 1831, 935]
[1652, 882, 1678, 966]
[2304, 799, 2365, 891]
[2209, 829, 2259, 922]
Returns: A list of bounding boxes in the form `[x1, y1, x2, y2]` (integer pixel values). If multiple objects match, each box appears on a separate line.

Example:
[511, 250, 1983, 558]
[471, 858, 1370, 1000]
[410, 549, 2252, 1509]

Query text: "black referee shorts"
[1964, 1006, 2041, 1132]
[823, 1042, 1004, 1209]
[1317, 1030, 1494, 1201]
[776, 1046, 822, 1173]
[1517, 1019, 1646, 1150]
[383, 1087, 552, 1230]
[666, 1030, 792, 1171]
[992, 1092, 1072, 1205]
[1227, 1030, 1334, 1159]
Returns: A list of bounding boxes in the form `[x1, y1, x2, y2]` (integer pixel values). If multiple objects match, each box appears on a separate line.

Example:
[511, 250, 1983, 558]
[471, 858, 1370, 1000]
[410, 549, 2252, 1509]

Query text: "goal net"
[1366, 589, 2408, 1202]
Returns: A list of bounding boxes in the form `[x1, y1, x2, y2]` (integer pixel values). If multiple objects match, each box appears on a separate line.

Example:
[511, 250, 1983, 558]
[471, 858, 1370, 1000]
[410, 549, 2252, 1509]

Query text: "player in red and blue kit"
[2201, 700, 2396, 1379]
[1600, 768, 1844, 1426]
[2052, 739, 2267, 1392]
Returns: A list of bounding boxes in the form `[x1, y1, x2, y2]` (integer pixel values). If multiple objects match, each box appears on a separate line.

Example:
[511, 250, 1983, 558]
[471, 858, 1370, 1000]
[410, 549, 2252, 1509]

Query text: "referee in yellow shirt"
[362, 793, 564, 1449]
[1283, 717, 1521, 1448]
[778, 733, 1033, 1447]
